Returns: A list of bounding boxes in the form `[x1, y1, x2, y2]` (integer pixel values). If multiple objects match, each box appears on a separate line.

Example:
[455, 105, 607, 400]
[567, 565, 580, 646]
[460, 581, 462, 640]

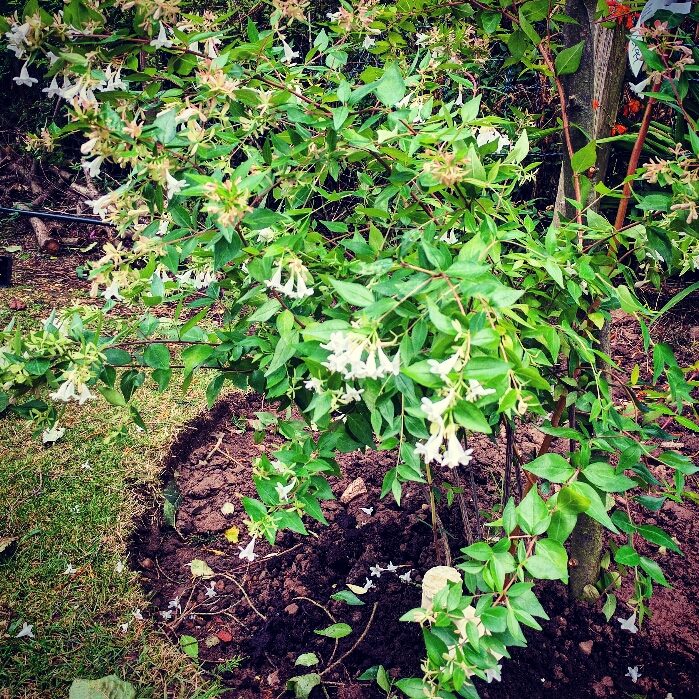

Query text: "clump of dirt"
[132, 312, 699, 699]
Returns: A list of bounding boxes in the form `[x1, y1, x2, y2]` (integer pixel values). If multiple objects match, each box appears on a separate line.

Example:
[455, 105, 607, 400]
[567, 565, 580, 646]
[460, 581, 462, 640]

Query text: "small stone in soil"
[579, 640, 593, 655]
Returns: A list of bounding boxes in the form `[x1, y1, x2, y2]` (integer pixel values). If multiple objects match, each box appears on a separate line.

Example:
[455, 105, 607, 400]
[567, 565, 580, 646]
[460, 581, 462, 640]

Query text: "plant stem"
[613, 81, 662, 233]
[425, 462, 443, 566]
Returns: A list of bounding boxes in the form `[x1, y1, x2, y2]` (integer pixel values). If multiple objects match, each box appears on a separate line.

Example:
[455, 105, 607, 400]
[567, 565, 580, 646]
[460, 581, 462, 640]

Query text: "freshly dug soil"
[131, 311, 699, 699]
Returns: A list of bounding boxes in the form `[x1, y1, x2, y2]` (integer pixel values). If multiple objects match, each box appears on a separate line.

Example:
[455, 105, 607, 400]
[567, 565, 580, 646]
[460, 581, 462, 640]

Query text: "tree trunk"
[554, 6, 628, 219]
[552, 0, 628, 598]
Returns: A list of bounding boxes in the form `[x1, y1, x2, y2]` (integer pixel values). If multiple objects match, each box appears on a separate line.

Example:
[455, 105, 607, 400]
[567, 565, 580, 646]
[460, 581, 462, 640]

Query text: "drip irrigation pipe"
[0, 206, 116, 227]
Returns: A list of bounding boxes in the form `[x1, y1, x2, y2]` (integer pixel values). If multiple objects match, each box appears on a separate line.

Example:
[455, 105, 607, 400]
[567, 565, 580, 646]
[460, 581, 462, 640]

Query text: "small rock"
[140, 558, 154, 569]
[579, 640, 594, 655]
[285, 603, 299, 615]
[216, 629, 233, 642]
[689, 326, 699, 341]
[340, 477, 367, 504]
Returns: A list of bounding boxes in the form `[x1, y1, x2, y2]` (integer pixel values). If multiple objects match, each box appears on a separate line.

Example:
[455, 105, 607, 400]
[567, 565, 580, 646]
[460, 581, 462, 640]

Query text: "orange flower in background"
[606, 0, 637, 29]
[592, 99, 600, 111]
[612, 124, 628, 136]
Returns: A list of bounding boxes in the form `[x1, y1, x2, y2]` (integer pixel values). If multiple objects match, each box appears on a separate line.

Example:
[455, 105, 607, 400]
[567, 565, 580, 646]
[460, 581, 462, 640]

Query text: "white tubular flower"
[362, 36, 376, 49]
[57, 77, 81, 101]
[442, 431, 474, 469]
[16, 622, 34, 639]
[281, 40, 300, 64]
[42, 76, 61, 98]
[476, 126, 511, 151]
[49, 379, 95, 405]
[414, 428, 445, 465]
[6, 22, 30, 58]
[265, 259, 314, 299]
[102, 279, 124, 301]
[304, 377, 324, 392]
[166, 171, 185, 199]
[46, 51, 59, 65]
[150, 23, 173, 49]
[339, 385, 364, 403]
[421, 394, 452, 423]
[428, 353, 461, 382]
[484, 665, 502, 683]
[377, 346, 400, 376]
[361, 350, 381, 379]
[238, 537, 257, 562]
[80, 137, 98, 155]
[322, 332, 352, 355]
[75, 382, 95, 405]
[49, 380, 75, 403]
[275, 481, 294, 502]
[13, 62, 38, 87]
[84, 156, 104, 178]
[464, 379, 496, 403]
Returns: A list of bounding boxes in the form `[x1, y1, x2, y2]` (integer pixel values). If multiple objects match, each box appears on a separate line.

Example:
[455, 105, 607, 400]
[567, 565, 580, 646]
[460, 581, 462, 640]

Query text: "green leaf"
[534, 538, 568, 579]
[555, 41, 585, 75]
[639, 556, 670, 587]
[179, 635, 199, 659]
[374, 63, 406, 106]
[571, 140, 597, 173]
[615, 544, 641, 566]
[286, 674, 321, 699]
[453, 401, 492, 434]
[517, 488, 550, 535]
[395, 679, 430, 698]
[582, 462, 636, 492]
[182, 345, 214, 376]
[547, 509, 577, 543]
[97, 387, 126, 407]
[103, 348, 132, 366]
[330, 590, 365, 606]
[328, 278, 375, 307]
[557, 486, 590, 514]
[636, 524, 681, 553]
[143, 343, 170, 370]
[524, 453, 575, 483]
[314, 623, 352, 639]
[601, 593, 617, 622]
[480, 606, 508, 633]
[570, 482, 618, 532]
[69, 676, 136, 699]
[24, 358, 50, 375]
[295, 653, 319, 667]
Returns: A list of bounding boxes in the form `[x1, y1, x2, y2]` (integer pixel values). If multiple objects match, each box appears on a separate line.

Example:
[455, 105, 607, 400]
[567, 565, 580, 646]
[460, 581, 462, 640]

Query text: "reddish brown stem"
[613, 81, 662, 233]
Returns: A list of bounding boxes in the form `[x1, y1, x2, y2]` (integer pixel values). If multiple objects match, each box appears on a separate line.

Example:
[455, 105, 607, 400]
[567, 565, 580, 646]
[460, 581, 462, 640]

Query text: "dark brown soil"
[131, 310, 699, 699]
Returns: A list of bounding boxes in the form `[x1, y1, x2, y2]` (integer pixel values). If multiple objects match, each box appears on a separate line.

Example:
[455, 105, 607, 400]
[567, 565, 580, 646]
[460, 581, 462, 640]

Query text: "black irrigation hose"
[0, 206, 116, 227]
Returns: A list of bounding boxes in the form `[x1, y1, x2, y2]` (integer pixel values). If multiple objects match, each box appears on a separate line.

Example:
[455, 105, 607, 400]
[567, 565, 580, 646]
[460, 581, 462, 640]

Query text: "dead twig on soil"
[221, 573, 267, 620]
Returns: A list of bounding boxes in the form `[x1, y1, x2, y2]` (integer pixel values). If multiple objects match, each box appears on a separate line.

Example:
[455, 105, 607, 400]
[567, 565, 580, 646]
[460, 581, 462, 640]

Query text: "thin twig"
[222, 574, 267, 620]
[321, 603, 378, 676]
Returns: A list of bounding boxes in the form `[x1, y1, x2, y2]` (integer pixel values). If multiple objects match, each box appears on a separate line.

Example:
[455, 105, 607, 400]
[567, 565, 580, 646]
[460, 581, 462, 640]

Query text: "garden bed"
[131, 312, 699, 699]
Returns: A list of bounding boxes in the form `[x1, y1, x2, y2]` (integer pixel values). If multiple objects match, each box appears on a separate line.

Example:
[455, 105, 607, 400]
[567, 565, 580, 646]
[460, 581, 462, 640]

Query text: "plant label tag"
[627, 0, 692, 78]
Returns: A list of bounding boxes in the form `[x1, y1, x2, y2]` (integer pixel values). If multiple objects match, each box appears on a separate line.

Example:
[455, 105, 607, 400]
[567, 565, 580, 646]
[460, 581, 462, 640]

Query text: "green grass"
[0, 279, 226, 698]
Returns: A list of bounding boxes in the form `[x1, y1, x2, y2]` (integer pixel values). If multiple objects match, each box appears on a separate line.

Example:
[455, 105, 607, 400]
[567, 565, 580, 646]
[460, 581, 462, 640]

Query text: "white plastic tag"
[627, 0, 692, 78]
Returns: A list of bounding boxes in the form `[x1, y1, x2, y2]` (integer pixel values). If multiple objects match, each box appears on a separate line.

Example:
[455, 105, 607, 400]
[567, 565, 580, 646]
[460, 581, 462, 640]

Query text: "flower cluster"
[320, 331, 399, 380]
[265, 258, 315, 300]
